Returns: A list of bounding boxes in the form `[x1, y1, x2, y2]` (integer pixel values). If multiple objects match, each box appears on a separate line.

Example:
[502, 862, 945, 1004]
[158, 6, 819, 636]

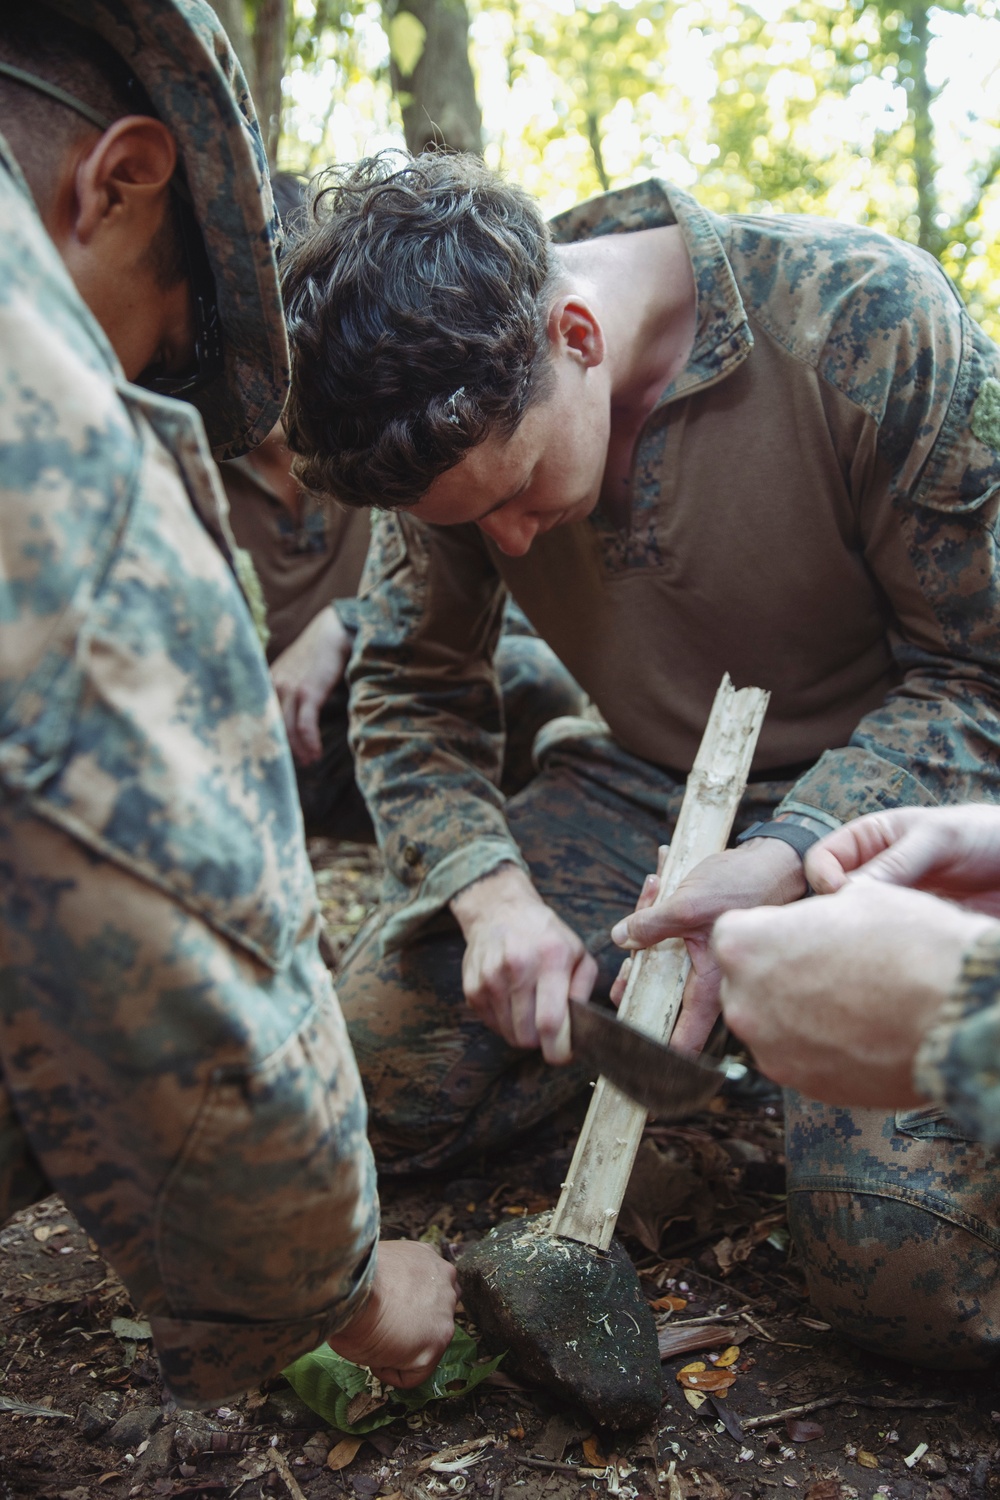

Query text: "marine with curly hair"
[281, 149, 1000, 1368]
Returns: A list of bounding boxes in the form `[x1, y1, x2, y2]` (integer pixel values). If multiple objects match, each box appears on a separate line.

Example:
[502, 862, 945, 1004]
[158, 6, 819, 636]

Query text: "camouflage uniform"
[0, 1, 378, 1407]
[219, 460, 585, 838]
[340, 180, 1000, 1365]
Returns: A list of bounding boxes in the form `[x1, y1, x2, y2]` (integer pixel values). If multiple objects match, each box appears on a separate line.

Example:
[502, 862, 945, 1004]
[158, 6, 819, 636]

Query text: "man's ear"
[70, 116, 177, 247]
[547, 296, 605, 369]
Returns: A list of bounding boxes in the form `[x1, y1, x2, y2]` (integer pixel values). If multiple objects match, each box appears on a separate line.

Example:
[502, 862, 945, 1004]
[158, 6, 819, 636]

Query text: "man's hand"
[807, 805, 1000, 918]
[713, 883, 999, 1108]
[328, 1240, 458, 1389]
[610, 838, 807, 1052]
[271, 606, 352, 766]
[450, 864, 597, 1065]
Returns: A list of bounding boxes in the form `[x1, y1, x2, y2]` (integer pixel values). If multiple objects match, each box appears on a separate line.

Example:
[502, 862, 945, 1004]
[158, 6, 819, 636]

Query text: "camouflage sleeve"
[349, 511, 525, 949]
[776, 263, 1000, 827]
[0, 189, 378, 1406]
[915, 926, 1000, 1145]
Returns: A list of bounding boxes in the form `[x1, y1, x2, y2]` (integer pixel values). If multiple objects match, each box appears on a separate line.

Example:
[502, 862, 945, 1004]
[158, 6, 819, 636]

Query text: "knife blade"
[569, 998, 746, 1119]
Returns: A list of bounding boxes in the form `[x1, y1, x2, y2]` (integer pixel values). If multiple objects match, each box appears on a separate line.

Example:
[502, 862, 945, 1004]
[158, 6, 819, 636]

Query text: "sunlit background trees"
[211, 0, 1000, 334]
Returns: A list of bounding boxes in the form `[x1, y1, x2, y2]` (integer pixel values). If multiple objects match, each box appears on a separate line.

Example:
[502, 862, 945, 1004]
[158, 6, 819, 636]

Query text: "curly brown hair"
[280, 151, 561, 509]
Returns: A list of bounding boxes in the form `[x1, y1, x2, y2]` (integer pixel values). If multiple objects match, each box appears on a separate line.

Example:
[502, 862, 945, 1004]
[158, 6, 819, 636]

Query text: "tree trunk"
[384, 0, 483, 155]
[253, 0, 288, 164]
[907, 0, 939, 255]
[207, 0, 257, 98]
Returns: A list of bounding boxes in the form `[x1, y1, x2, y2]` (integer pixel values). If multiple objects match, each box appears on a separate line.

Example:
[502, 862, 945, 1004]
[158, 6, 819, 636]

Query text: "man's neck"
[558, 223, 697, 423]
[558, 225, 696, 527]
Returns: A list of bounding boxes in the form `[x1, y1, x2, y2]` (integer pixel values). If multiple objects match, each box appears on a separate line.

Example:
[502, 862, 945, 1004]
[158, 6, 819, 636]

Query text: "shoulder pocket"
[912, 318, 1000, 515]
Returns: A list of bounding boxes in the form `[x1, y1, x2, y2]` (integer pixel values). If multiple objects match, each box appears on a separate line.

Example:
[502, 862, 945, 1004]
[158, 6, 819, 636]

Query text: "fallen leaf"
[715, 1345, 740, 1368]
[98, 1475, 124, 1486]
[583, 1436, 610, 1467]
[0, 1395, 72, 1419]
[110, 1316, 152, 1342]
[786, 1418, 824, 1443]
[805, 1484, 857, 1500]
[676, 1361, 736, 1394]
[857, 1450, 879, 1469]
[651, 1295, 688, 1312]
[683, 1388, 708, 1410]
[705, 1394, 744, 1441]
[301, 1433, 331, 1466]
[346, 1390, 388, 1426]
[327, 1437, 364, 1471]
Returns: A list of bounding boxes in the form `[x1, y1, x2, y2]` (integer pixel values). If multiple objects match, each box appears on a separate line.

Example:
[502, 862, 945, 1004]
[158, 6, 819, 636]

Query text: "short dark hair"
[0, 5, 185, 288]
[281, 151, 561, 509]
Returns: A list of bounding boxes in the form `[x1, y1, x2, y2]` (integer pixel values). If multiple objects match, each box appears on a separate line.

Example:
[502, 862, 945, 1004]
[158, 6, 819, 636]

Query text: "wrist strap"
[735, 819, 820, 865]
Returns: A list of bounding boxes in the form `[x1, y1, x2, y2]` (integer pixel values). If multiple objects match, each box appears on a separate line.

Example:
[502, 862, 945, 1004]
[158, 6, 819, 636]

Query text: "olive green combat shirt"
[0, 142, 378, 1406]
[349, 178, 1000, 1137]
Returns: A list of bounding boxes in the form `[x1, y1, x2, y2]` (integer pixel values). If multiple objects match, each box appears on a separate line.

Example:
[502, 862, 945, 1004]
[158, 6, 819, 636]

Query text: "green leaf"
[283, 1327, 503, 1434]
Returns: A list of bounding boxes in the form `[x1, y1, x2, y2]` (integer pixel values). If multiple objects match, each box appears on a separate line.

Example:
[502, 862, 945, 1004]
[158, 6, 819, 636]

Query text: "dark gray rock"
[134, 1425, 175, 1476]
[458, 1213, 661, 1432]
[172, 1409, 223, 1461]
[106, 1404, 161, 1449]
[76, 1390, 125, 1440]
[260, 1388, 325, 1429]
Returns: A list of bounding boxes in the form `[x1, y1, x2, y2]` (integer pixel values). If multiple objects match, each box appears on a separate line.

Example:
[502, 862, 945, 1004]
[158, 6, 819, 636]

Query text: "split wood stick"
[549, 672, 770, 1250]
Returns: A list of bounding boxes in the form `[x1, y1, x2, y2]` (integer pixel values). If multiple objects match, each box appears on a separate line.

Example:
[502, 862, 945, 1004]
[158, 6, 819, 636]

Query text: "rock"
[922, 1453, 949, 1479]
[173, 1409, 223, 1462]
[106, 1404, 161, 1449]
[458, 1213, 662, 1432]
[76, 1390, 125, 1440]
[134, 1424, 175, 1477]
[260, 1388, 325, 1429]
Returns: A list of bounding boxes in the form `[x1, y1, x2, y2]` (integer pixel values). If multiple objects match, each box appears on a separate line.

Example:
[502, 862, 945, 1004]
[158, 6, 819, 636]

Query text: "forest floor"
[1, 840, 998, 1500]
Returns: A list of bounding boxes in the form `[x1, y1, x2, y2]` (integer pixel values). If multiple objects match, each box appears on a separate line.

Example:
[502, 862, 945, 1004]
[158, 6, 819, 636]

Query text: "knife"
[569, 998, 747, 1119]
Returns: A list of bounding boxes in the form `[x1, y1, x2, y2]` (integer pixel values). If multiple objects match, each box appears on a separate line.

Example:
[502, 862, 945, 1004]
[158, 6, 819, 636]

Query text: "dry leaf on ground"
[676, 1361, 737, 1394]
[327, 1437, 364, 1471]
[786, 1417, 824, 1442]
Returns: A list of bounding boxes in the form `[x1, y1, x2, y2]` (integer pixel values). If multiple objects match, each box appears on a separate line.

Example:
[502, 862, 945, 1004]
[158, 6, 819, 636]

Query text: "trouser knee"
[786, 1094, 1000, 1368]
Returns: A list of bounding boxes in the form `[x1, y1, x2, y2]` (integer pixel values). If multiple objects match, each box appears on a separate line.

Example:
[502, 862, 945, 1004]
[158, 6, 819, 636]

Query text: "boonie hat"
[47, 0, 289, 459]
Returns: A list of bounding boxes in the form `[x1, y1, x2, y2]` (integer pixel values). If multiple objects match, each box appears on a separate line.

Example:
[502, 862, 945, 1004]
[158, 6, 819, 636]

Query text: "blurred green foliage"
[272, 0, 1000, 332]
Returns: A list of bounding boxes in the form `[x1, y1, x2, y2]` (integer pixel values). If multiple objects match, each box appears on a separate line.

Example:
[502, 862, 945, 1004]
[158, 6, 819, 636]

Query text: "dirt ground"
[1, 841, 998, 1500]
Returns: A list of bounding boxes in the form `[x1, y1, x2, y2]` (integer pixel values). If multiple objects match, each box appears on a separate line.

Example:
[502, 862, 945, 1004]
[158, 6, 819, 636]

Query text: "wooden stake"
[549, 673, 770, 1250]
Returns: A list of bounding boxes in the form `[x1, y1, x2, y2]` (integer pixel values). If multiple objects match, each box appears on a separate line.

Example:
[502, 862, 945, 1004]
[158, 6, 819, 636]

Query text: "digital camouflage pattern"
[338, 722, 1000, 1364]
[343, 179, 1000, 1363]
[917, 928, 1000, 1148]
[48, 0, 289, 459]
[785, 1093, 1000, 1368]
[0, 140, 378, 1406]
[338, 722, 801, 1173]
[351, 179, 1000, 954]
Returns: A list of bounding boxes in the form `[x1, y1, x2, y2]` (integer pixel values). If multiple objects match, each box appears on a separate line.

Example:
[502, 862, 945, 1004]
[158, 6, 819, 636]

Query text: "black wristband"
[735, 819, 821, 870]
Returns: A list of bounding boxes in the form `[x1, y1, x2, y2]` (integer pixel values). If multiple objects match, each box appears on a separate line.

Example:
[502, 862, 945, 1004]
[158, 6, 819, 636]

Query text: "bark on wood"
[549, 673, 770, 1251]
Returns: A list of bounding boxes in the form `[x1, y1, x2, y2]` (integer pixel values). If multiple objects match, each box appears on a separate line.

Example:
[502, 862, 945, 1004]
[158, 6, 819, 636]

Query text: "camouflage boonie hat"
[48, 0, 289, 459]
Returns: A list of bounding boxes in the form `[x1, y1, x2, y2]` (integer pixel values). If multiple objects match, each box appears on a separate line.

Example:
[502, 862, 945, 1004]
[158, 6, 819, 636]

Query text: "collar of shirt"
[548, 177, 753, 408]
